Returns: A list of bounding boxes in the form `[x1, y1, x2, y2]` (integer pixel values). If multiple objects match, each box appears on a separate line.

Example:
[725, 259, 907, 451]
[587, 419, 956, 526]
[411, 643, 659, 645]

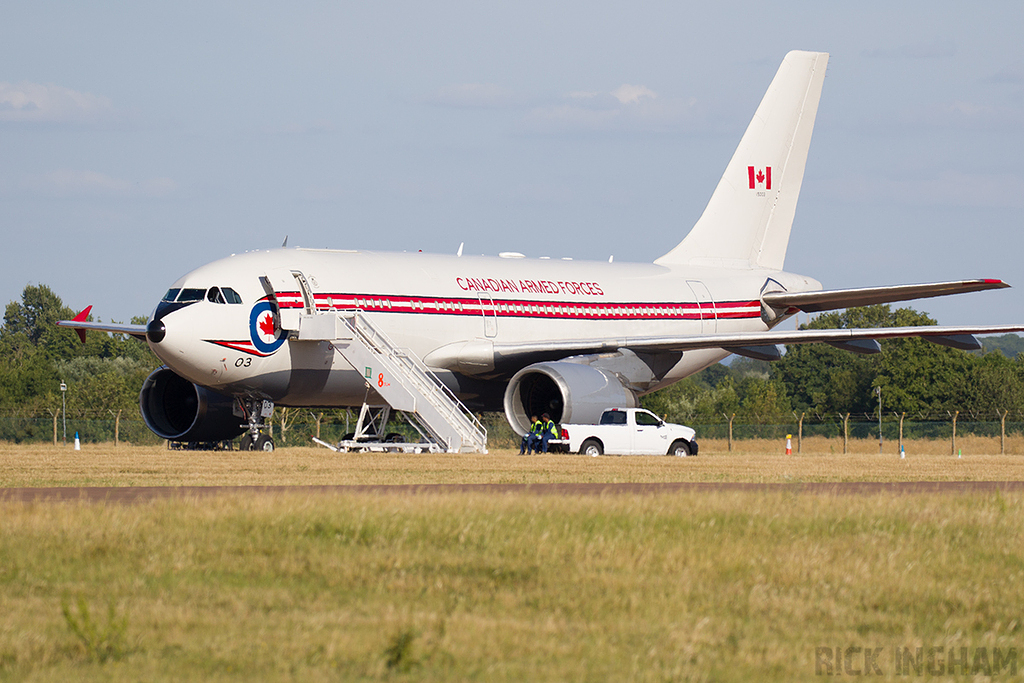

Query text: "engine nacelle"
[503, 361, 638, 436]
[140, 367, 245, 442]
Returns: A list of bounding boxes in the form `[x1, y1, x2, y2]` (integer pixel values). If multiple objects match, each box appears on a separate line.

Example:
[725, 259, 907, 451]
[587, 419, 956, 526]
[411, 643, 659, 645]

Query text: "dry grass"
[4, 440, 1024, 680]
[2, 492, 1024, 681]
[2, 437, 1024, 487]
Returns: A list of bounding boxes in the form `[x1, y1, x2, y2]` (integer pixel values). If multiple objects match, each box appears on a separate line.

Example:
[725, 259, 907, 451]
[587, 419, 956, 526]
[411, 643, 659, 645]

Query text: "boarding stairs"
[296, 309, 488, 453]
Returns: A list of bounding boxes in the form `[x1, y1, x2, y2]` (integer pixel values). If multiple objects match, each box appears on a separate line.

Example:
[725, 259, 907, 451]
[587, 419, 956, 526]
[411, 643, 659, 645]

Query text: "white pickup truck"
[562, 408, 698, 456]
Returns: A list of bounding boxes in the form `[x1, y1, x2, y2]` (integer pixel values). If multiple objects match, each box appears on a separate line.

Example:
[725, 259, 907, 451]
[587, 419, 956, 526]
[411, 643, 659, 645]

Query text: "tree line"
[2, 284, 1023, 443]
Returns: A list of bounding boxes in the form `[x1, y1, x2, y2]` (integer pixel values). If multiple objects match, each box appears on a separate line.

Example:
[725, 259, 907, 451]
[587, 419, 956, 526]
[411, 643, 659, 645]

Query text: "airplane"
[58, 50, 1024, 451]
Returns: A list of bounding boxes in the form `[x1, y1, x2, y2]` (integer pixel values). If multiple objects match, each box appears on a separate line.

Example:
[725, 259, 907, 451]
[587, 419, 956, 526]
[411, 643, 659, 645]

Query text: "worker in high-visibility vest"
[539, 413, 560, 453]
[520, 415, 543, 454]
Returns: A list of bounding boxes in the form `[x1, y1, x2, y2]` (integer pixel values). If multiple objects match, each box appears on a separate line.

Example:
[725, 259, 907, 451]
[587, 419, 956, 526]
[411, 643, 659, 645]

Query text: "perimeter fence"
[3, 412, 1023, 451]
[695, 419, 1024, 441]
[0, 415, 423, 447]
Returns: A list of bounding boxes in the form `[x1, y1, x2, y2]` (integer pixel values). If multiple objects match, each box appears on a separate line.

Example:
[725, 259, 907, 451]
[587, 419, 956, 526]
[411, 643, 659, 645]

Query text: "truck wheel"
[580, 439, 603, 457]
[668, 440, 691, 457]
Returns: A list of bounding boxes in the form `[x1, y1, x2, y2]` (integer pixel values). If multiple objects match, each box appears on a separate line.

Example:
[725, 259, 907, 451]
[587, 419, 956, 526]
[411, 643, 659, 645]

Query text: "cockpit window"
[162, 289, 181, 302]
[177, 288, 206, 302]
[207, 287, 226, 304]
[222, 288, 243, 304]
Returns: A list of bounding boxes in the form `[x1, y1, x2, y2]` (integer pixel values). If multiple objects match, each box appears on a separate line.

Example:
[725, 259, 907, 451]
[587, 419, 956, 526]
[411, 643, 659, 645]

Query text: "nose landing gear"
[238, 397, 275, 452]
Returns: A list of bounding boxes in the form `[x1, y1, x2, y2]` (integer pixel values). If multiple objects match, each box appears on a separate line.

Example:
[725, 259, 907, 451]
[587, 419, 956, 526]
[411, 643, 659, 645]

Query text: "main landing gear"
[238, 397, 275, 452]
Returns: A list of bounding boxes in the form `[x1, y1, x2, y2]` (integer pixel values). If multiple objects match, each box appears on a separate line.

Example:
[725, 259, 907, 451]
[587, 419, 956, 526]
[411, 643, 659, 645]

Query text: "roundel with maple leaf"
[249, 301, 285, 355]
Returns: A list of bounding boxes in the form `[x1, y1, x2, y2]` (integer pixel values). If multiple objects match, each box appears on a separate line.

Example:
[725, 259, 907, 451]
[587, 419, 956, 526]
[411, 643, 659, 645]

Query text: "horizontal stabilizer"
[762, 279, 1009, 315]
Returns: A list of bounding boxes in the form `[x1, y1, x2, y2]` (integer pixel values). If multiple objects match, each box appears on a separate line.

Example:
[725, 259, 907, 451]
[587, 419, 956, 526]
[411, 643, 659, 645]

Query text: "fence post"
[798, 412, 804, 454]
[999, 410, 1008, 455]
[898, 412, 905, 455]
[949, 410, 959, 455]
[842, 413, 850, 454]
[49, 409, 59, 446]
[109, 409, 121, 447]
[723, 413, 734, 452]
[279, 407, 290, 445]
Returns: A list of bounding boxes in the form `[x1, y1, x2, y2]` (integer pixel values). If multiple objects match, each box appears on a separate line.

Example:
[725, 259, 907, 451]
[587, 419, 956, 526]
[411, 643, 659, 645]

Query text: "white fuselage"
[147, 247, 820, 410]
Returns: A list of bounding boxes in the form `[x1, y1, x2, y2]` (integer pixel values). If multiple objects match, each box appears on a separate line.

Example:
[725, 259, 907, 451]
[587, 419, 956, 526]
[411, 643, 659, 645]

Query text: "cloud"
[862, 39, 957, 60]
[522, 84, 699, 134]
[422, 81, 703, 134]
[0, 82, 115, 124]
[610, 84, 657, 105]
[424, 83, 519, 108]
[17, 169, 177, 198]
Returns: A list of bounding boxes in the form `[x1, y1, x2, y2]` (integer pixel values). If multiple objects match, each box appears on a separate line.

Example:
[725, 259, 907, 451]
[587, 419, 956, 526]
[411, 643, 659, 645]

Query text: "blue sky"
[2, 1, 1021, 327]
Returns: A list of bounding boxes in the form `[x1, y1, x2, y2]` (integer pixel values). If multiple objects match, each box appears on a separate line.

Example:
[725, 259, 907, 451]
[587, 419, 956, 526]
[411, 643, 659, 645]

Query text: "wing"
[762, 279, 1008, 314]
[483, 323, 1024, 365]
[56, 306, 148, 342]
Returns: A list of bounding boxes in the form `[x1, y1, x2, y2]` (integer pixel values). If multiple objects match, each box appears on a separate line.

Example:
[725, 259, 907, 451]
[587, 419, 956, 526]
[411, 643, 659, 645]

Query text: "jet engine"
[140, 367, 245, 442]
[503, 361, 638, 435]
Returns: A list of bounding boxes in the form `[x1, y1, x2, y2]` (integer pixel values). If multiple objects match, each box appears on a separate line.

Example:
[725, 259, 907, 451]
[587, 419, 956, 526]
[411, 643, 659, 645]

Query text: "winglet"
[71, 305, 92, 343]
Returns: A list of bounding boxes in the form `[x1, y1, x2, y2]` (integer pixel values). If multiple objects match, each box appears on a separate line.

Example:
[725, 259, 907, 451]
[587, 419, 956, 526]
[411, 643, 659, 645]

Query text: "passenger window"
[221, 288, 243, 304]
[177, 288, 206, 302]
[207, 287, 226, 304]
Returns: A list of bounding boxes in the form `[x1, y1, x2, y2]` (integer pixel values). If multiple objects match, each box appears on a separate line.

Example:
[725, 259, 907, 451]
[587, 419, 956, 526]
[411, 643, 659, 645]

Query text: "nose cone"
[146, 318, 166, 344]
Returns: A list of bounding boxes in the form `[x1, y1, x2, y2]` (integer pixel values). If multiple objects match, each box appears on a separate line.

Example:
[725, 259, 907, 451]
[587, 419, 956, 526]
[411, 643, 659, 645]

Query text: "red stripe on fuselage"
[263, 291, 765, 322]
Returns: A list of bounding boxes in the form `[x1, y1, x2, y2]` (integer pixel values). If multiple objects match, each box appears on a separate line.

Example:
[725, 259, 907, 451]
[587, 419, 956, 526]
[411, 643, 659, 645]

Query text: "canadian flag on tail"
[748, 166, 771, 190]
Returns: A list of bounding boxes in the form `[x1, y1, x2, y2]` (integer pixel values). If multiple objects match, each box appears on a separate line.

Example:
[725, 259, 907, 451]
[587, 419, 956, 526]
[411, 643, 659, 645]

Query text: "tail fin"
[655, 50, 828, 270]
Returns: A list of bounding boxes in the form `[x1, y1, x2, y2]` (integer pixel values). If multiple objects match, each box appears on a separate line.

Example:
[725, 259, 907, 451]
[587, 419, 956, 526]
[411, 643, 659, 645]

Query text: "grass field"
[2, 435, 1024, 487]
[3, 440, 1024, 681]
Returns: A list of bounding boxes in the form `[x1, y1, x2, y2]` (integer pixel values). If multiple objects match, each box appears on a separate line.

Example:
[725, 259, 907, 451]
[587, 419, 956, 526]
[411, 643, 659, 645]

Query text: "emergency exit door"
[686, 280, 717, 334]
[477, 292, 497, 338]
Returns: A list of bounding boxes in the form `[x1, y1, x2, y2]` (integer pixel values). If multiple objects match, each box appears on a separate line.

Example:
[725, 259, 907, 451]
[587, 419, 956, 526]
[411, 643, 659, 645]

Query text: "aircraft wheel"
[580, 439, 603, 457]
[255, 434, 275, 452]
[669, 440, 692, 457]
[239, 433, 254, 451]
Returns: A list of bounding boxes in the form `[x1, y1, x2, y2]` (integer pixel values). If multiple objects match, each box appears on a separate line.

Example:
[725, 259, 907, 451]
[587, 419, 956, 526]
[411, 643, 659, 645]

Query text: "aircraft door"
[686, 280, 717, 334]
[262, 268, 314, 331]
[477, 292, 497, 338]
